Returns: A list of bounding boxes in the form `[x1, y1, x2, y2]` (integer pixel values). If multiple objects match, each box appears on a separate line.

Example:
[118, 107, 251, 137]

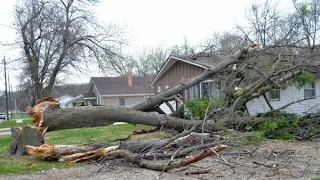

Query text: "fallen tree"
[7, 44, 317, 165]
[7, 45, 260, 156]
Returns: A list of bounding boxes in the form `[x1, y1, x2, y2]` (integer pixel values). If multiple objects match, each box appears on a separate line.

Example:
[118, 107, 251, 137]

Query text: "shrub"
[185, 96, 224, 119]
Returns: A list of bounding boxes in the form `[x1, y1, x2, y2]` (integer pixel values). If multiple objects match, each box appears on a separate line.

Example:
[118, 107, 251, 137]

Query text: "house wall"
[246, 79, 320, 115]
[101, 96, 145, 106]
[159, 100, 176, 114]
[154, 61, 205, 92]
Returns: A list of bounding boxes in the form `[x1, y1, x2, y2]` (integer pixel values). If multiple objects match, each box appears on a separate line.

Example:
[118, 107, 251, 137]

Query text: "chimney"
[127, 70, 133, 87]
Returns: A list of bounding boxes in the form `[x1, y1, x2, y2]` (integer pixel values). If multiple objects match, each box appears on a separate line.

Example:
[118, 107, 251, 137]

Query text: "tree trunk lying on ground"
[7, 104, 265, 156]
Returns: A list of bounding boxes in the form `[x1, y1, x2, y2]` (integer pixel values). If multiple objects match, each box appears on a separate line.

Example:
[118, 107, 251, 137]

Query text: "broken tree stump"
[8, 126, 46, 156]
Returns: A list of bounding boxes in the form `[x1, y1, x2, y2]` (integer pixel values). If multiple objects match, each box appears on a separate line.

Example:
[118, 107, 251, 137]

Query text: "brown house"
[151, 54, 220, 100]
[88, 73, 154, 106]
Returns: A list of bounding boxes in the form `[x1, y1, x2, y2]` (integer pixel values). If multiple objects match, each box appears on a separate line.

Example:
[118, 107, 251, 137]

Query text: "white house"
[57, 95, 74, 108]
[246, 78, 320, 116]
[151, 54, 320, 116]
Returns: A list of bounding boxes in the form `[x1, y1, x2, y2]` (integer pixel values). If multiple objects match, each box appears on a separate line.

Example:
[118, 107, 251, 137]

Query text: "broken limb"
[127, 144, 228, 171]
[263, 97, 317, 116]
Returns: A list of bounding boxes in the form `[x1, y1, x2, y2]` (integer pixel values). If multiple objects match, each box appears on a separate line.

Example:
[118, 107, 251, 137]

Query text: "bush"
[274, 132, 292, 140]
[185, 96, 224, 119]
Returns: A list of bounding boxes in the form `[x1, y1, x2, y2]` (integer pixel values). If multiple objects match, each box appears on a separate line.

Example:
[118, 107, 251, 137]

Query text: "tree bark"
[8, 127, 46, 156]
[39, 105, 267, 133]
[42, 106, 207, 132]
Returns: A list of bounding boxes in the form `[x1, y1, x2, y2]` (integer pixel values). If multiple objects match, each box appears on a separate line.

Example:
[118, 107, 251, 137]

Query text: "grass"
[45, 124, 156, 144]
[0, 119, 33, 128]
[0, 124, 171, 175]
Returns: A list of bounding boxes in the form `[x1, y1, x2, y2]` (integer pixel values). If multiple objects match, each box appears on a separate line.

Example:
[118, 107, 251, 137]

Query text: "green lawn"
[0, 124, 170, 175]
[0, 119, 33, 128]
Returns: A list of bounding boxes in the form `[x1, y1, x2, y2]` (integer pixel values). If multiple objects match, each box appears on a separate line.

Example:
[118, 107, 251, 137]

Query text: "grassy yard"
[0, 124, 171, 175]
[0, 119, 33, 128]
[0, 113, 32, 128]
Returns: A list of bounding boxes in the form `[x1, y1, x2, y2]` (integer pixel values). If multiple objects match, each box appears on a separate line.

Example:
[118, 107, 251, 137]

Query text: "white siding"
[246, 79, 320, 115]
[159, 101, 176, 115]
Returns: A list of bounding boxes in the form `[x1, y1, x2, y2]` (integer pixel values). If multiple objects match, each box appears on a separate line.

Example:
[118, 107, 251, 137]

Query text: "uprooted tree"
[7, 0, 320, 172]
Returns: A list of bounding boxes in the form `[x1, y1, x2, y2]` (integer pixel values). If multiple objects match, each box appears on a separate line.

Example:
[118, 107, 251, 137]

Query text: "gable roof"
[90, 76, 154, 96]
[151, 54, 221, 85]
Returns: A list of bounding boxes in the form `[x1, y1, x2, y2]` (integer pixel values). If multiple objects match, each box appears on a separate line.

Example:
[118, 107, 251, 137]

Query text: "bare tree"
[14, 0, 125, 104]
[293, 0, 320, 54]
[237, 0, 301, 47]
[134, 45, 168, 77]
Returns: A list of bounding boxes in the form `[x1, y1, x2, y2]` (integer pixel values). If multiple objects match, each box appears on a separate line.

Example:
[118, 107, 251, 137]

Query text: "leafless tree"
[134, 45, 168, 77]
[293, 0, 320, 54]
[237, 0, 301, 47]
[14, 0, 125, 104]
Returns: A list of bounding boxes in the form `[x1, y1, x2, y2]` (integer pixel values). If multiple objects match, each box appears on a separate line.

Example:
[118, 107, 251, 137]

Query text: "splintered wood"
[26, 144, 119, 162]
[28, 97, 60, 128]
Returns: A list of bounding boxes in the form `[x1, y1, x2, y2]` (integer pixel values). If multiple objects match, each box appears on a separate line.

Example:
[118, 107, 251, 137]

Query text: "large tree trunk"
[42, 106, 209, 132]
[40, 105, 265, 133]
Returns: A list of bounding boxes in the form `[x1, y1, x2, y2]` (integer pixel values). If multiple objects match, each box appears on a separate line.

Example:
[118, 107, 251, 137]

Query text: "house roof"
[91, 76, 153, 96]
[151, 53, 221, 85]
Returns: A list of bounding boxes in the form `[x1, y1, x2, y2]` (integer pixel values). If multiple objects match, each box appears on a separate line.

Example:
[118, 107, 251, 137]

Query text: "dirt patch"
[1, 140, 320, 180]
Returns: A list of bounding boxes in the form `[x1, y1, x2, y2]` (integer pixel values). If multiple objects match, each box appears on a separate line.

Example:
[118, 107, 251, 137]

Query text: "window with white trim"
[119, 98, 126, 106]
[304, 82, 316, 98]
[268, 88, 280, 101]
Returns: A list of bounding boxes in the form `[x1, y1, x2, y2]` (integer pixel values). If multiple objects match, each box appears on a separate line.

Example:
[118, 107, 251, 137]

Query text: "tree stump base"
[8, 126, 45, 156]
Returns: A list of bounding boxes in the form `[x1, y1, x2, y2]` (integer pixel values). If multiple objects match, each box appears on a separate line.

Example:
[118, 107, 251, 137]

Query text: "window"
[200, 81, 215, 98]
[119, 98, 126, 106]
[269, 88, 280, 101]
[304, 82, 316, 98]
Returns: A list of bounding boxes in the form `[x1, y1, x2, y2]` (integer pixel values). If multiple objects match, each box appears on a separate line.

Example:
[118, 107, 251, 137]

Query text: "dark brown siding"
[154, 61, 205, 92]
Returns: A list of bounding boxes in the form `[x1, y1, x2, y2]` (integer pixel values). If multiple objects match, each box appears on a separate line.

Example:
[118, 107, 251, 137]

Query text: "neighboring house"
[65, 94, 90, 107]
[87, 72, 154, 107]
[57, 95, 74, 108]
[152, 54, 320, 116]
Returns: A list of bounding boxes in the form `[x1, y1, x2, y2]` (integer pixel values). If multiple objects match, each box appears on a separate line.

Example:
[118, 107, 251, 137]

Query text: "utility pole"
[3, 56, 9, 121]
[8, 75, 11, 118]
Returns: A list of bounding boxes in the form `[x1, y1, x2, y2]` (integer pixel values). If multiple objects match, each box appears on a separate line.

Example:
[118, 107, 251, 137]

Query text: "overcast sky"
[0, 0, 292, 92]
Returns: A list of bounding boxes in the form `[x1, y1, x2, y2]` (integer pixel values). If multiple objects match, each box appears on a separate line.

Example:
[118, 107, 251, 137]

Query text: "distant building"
[87, 72, 154, 107]
[57, 95, 74, 108]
